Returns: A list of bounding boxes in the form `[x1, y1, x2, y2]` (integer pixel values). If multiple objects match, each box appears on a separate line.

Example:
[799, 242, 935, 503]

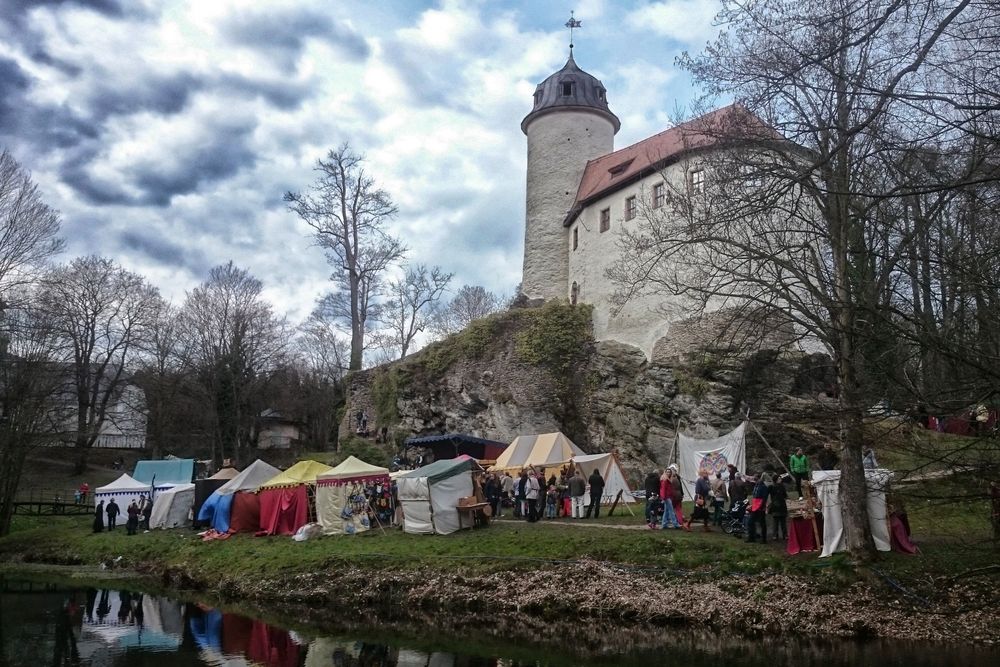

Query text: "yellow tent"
[492, 432, 585, 471]
[258, 460, 332, 490]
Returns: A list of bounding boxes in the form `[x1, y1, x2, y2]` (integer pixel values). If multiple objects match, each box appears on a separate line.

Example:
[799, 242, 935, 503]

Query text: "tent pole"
[609, 449, 636, 516]
[748, 419, 790, 474]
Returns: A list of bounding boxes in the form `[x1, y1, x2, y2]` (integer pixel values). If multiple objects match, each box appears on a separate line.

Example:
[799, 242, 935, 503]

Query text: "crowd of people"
[481, 466, 606, 522]
[92, 495, 153, 535]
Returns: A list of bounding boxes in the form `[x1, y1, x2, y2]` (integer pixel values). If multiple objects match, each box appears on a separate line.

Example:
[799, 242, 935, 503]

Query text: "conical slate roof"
[522, 55, 620, 133]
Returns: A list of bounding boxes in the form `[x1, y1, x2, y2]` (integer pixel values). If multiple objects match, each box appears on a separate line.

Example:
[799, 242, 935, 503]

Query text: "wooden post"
[607, 489, 623, 517]
[610, 449, 636, 516]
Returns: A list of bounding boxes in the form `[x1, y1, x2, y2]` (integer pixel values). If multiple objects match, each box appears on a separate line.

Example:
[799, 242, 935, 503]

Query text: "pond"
[1, 575, 997, 666]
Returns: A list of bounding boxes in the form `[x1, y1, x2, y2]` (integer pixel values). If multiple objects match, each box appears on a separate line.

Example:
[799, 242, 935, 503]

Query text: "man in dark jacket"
[105, 498, 120, 531]
[643, 470, 660, 525]
[585, 470, 605, 519]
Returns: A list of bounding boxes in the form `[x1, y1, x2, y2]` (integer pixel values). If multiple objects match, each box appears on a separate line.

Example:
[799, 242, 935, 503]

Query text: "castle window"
[571, 281, 579, 305]
[562, 81, 574, 96]
[690, 169, 705, 194]
[600, 208, 610, 233]
[625, 196, 636, 221]
[597, 88, 606, 101]
[608, 159, 634, 177]
[653, 183, 665, 208]
[573, 226, 578, 250]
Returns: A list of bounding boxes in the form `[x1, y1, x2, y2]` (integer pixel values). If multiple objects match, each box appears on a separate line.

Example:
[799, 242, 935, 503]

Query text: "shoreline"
[3, 549, 997, 647]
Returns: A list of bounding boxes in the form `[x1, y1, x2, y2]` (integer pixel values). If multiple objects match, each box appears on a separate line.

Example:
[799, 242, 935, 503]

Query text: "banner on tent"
[677, 422, 747, 499]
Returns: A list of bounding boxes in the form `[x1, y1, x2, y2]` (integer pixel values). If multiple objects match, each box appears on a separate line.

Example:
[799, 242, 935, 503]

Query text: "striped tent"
[492, 432, 585, 471]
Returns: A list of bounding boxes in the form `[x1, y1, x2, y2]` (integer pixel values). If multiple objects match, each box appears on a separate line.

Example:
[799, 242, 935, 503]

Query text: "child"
[646, 493, 662, 529]
[546, 484, 558, 519]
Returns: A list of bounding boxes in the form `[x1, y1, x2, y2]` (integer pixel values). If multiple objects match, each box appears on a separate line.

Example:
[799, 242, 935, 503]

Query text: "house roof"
[565, 104, 775, 226]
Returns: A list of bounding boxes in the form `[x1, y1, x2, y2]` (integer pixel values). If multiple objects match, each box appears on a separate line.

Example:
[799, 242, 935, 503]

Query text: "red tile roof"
[565, 104, 774, 225]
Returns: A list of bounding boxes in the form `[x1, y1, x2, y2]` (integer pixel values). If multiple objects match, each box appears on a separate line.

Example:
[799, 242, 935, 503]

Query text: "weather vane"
[565, 11, 582, 55]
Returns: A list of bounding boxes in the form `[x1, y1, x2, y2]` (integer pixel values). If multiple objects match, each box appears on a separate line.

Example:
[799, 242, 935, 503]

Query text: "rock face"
[341, 303, 837, 479]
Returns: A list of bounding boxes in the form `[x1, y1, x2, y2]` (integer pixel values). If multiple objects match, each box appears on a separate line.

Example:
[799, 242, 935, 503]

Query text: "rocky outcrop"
[341, 303, 838, 477]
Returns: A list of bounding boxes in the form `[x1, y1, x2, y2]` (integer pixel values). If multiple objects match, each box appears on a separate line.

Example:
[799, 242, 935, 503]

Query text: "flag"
[565, 17, 582, 29]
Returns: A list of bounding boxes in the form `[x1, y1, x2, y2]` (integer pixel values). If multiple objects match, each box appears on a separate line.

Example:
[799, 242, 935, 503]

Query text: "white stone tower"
[521, 55, 620, 300]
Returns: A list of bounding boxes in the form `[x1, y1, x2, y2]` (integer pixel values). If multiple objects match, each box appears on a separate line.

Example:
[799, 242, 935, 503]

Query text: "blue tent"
[133, 459, 194, 486]
[197, 459, 280, 533]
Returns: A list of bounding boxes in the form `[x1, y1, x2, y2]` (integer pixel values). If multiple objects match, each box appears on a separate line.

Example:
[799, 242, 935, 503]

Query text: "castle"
[521, 54, 745, 361]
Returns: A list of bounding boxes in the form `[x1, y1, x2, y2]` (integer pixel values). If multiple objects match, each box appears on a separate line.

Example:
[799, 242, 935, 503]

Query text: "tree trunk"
[349, 272, 363, 370]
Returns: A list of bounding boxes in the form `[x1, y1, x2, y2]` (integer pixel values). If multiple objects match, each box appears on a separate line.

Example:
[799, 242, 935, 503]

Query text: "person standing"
[545, 482, 558, 519]
[569, 469, 587, 518]
[683, 470, 712, 532]
[659, 472, 681, 529]
[525, 472, 540, 522]
[667, 467, 685, 525]
[644, 470, 661, 526]
[141, 496, 153, 531]
[516, 471, 528, 519]
[500, 472, 514, 518]
[710, 472, 728, 526]
[78, 482, 90, 505]
[789, 447, 810, 501]
[769, 476, 789, 541]
[126, 500, 140, 535]
[93, 501, 105, 533]
[485, 473, 501, 519]
[105, 498, 120, 531]
[585, 469, 605, 519]
[747, 476, 770, 543]
[862, 446, 878, 470]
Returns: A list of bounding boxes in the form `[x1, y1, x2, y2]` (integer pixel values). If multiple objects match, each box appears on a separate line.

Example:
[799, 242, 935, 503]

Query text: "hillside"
[341, 302, 840, 479]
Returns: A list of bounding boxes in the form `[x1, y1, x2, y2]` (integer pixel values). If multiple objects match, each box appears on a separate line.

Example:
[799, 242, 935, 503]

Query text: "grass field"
[2, 474, 994, 592]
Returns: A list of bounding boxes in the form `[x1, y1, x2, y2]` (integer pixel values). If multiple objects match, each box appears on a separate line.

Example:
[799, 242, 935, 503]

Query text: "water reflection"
[1, 577, 998, 667]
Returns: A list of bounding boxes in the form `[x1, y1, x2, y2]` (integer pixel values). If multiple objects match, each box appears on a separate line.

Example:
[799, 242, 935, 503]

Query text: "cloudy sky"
[0, 0, 724, 323]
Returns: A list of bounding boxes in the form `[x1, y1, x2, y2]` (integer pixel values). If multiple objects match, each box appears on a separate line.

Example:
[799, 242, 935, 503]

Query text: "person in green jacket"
[789, 448, 809, 501]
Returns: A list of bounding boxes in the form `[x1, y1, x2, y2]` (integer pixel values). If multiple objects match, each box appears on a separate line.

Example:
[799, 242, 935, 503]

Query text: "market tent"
[812, 469, 893, 557]
[94, 473, 165, 509]
[492, 432, 585, 471]
[149, 483, 195, 529]
[258, 460, 332, 536]
[572, 453, 636, 504]
[397, 457, 482, 535]
[198, 460, 280, 533]
[132, 459, 194, 487]
[404, 433, 507, 464]
[676, 422, 747, 499]
[316, 456, 391, 535]
[193, 467, 241, 526]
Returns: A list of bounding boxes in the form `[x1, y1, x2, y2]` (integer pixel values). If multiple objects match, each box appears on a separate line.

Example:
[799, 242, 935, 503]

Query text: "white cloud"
[625, 0, 722, 46]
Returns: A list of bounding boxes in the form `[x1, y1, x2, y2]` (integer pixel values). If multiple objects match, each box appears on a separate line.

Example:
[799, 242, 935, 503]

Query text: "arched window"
[571, 281, 579, 305]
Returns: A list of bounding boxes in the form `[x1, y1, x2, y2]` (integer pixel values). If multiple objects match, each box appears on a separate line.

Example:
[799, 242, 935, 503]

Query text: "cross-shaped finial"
[565, 11, 582, 56]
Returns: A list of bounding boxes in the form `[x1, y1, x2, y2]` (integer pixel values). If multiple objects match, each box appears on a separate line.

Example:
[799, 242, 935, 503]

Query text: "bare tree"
[380, 264, 452, 359]
[285, 144, 406, 370]
[37, 256, 160, 474]
[0, 299, 67, 536]
[610, 0, 989, 559]
[0, 149, 64, 297]
[134, 301, 186, 459]
[291, 316, 350, 449]
[180, 262, 289, 464]
[431, 284, 503, 337]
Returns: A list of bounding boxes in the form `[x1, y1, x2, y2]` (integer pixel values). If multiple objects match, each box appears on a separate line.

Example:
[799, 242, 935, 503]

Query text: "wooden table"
[456, 502, 490, 529]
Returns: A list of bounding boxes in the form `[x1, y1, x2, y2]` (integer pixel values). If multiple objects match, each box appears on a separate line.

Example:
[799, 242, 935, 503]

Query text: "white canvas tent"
[94, 473, 166, 510]
[676, 422, 747, 499]
[397, 457, 480, 535]
[492, 432, 585, 471]
[812, 469, 893, 557]
[572, 453, 635, 504]
[149, 483, 195, 529]
[315, 456, 390, 535]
